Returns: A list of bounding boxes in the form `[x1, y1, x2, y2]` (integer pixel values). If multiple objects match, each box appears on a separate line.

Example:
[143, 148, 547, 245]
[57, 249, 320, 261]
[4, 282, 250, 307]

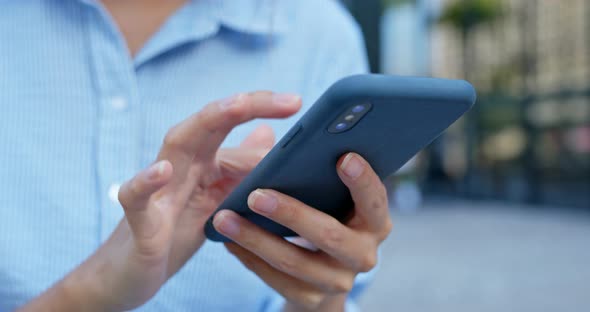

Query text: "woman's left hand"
[213, 153, 393, 312]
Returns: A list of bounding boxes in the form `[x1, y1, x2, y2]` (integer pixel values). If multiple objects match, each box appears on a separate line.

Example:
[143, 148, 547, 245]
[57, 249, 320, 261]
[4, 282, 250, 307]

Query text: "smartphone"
[205, 74, 476, 242]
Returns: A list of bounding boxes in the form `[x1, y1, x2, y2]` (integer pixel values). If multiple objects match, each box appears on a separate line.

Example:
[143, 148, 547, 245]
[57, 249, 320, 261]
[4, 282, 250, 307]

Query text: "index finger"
[158, 91, 300, 161]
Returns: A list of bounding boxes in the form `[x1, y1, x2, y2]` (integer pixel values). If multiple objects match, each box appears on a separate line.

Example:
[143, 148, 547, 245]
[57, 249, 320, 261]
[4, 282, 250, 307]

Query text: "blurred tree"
[439, 0, 503, 31]
[382, 0, 416, 7]
[439, 0, 504, 80]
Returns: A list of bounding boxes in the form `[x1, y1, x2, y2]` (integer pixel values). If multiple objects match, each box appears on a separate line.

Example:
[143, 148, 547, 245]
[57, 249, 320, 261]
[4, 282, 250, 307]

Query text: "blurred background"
[341, 0, 590, 310]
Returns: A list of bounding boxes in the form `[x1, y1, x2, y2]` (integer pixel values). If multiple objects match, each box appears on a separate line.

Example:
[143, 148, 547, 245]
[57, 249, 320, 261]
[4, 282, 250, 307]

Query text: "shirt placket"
[84, 6, 142, 243]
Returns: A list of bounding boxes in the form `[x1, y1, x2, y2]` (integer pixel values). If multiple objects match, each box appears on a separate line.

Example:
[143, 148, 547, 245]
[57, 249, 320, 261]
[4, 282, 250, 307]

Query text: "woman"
[0, 0, 393, 311]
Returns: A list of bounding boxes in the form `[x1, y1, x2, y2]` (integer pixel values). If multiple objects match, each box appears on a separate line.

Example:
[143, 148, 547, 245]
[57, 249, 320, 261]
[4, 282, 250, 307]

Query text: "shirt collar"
[78, 0, 292, 36]
[213, 0, 292, 36]
[77, 0, 292, 66]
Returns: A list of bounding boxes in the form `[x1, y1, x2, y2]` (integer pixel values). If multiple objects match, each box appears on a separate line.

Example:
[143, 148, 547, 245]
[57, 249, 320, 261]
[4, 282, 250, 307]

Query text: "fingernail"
[147, 161, 166, 180]
[340, 153, 364, 179]
[248, 189, 277, 214]
[272, 93, 300, 107]
[220, 93, 245, 111]
[213, 211, 240, 236]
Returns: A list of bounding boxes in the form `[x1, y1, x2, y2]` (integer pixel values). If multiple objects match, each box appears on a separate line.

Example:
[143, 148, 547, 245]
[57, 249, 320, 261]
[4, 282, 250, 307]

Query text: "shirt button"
[108, 183, 121, 204]
[110, 96, 128, 111]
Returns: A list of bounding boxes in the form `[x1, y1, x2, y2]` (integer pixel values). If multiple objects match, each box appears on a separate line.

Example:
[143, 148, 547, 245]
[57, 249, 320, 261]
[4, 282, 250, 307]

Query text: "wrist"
[17, 259, 110, 312]
[60, 259, 111, 312]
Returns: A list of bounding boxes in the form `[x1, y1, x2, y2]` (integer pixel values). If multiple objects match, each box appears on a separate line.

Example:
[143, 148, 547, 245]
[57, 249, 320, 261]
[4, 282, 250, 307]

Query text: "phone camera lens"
[335, 122, 348, 131]
[352, 105, 365, 113]
[328, 103, 372, 134]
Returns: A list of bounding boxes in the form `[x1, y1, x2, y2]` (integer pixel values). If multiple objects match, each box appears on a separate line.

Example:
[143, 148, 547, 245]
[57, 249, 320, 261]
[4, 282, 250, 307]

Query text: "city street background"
[342, 1, 589, 310]
[359, 201, 590, 311]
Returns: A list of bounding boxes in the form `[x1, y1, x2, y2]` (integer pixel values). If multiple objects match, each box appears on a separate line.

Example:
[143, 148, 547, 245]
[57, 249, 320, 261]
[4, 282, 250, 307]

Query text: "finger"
[214, 210, 356, 292]
[159, 92, 300, 162]
[118, 160, 173, 240]
[240, 124, 275, 149]
[225, 243, 326, 311]
[337, 153, 393, 238]
[247, 189, 378, 272]
[206, 147, 270, 205]
[208, 125, 274, 198]
[154, 93, 299, 214]
[216, 147, 270, 178]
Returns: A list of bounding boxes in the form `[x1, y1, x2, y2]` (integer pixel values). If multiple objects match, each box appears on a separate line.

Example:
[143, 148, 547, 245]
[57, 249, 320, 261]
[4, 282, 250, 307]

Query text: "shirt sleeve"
[262, 6, 379, 312]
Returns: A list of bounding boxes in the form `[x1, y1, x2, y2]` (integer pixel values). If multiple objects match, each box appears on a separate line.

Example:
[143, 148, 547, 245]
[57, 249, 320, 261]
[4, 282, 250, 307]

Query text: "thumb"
[118, 160, 174, 240]
[240, 124, 275, 149]
[216, 148, 269, 179]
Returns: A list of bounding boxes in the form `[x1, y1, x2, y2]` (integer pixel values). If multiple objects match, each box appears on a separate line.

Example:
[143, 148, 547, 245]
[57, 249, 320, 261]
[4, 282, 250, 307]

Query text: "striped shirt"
[0, 0, 370, 311]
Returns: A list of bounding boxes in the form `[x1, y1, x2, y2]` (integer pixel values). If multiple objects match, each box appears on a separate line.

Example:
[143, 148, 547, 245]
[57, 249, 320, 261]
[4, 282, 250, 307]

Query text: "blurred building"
[428, 0, 590, 207]
[431, 0, 590, 93]
[346, 0, 590, 208]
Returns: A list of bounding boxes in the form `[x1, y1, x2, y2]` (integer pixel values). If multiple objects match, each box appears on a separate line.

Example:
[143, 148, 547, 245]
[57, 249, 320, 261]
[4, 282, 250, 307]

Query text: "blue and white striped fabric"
[0, 0, 372, 311]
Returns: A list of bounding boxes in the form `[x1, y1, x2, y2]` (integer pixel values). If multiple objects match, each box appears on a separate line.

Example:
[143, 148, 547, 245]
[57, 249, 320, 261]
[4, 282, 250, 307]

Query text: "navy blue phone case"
[205, 74, 476, 242]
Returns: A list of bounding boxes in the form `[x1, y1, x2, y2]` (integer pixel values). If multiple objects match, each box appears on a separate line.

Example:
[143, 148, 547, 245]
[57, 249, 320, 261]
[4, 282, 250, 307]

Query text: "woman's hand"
[213, 153, 393, 312]
[20, 92, 301, 312]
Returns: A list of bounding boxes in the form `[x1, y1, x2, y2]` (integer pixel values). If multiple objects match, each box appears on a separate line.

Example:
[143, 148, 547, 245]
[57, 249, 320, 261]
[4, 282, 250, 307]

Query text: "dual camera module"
[328, 102, 373, 133]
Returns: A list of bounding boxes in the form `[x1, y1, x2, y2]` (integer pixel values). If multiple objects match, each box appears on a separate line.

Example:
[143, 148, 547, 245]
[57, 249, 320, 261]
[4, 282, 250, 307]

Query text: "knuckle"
[327, 276, 354, 294]
[369, 183, 389, 212]
[296, 291, 325, 311]
[118, 178, 143, 208]
[117, 183, 130, 207]
[275, 255, 299, 274]
[222, 93, 249, 122]
[319, 220, 345, 251]
[381, 219, 394, 240]
[223, 102, 246, 122]
[163, 127, 185, 150]
[128, 178, 143, 197]
[357, 251, 377, 272]
[196, 108, 222, 134]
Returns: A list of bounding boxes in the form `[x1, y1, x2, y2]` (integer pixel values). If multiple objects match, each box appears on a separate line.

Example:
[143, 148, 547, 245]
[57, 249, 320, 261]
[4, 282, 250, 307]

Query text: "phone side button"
[281, 123, 303, 148]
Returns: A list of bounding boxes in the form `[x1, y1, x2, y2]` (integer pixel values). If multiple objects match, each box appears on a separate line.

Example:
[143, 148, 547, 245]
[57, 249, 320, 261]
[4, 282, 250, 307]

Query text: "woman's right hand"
[20, 92, 301, 312]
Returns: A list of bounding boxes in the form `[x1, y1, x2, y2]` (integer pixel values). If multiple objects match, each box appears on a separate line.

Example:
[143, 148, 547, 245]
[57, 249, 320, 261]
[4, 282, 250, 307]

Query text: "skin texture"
[101, 0, 188, 56]
[18, 2, 393, 311]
